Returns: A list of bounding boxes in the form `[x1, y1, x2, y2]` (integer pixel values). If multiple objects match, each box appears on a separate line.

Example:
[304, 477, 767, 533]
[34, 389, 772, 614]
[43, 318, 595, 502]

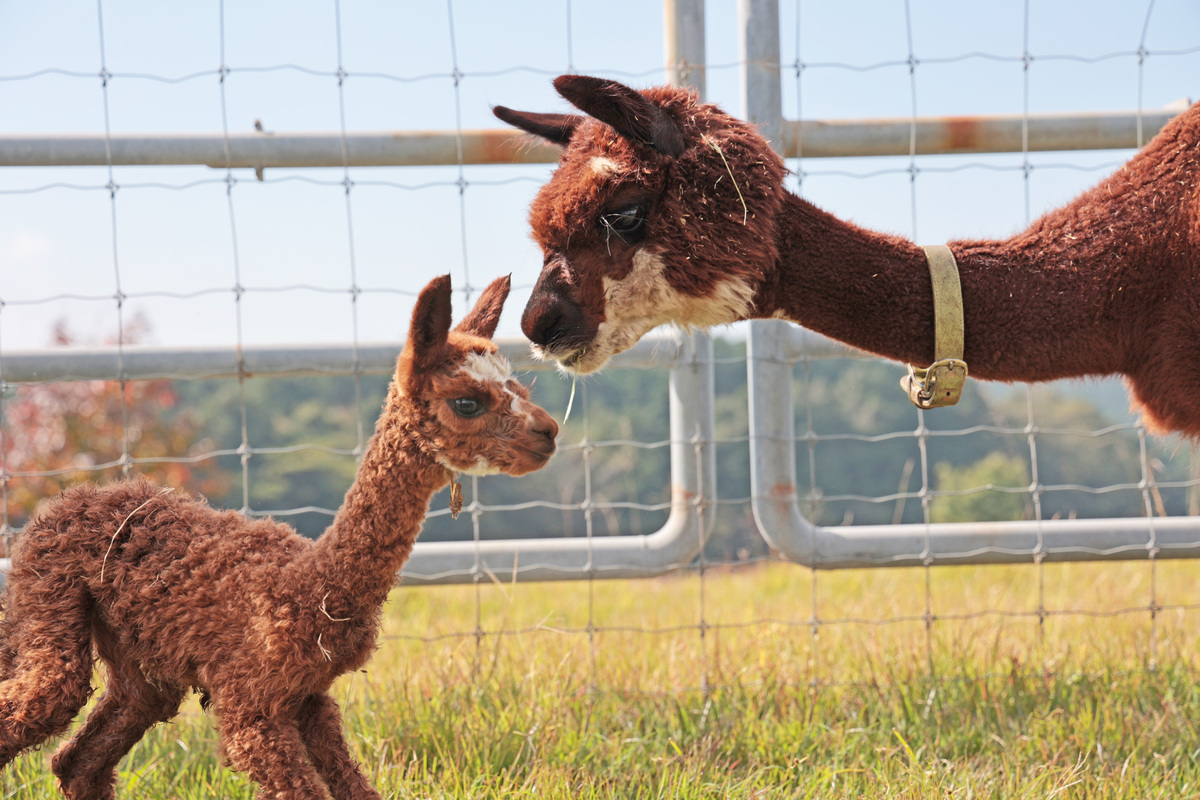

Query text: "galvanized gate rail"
[746, 322, 1200, 569]
[0, 334, 716, 585]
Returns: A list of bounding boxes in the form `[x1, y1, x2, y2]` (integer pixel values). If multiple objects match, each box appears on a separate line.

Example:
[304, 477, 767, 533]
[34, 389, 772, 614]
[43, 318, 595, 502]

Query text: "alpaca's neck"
[305, 386, 447, 612]
[755, 192, 1135, 382]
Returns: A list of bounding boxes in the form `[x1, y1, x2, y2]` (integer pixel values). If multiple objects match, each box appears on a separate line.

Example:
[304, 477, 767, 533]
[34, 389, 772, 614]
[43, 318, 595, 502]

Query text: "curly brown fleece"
[499, 75, 1200, 437]
[0, 274, 557, 800]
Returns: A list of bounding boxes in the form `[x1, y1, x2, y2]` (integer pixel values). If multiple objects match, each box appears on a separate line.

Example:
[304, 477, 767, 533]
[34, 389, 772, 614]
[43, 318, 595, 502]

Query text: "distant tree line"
[5, 335, 1195, 564]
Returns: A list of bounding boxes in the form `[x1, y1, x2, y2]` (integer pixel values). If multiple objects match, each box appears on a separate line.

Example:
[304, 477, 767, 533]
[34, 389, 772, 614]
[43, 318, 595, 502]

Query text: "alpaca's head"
[495, 74, 787, 374]
[397, 274, 558, 477]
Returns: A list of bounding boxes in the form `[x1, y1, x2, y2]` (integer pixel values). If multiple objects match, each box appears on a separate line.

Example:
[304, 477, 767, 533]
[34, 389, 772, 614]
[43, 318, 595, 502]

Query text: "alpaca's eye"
[450, 398, 485, 418]
[599, 204, 647, 243]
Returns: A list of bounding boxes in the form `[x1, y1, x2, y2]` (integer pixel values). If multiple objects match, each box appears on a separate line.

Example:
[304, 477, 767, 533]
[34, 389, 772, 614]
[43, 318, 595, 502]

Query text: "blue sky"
[1, 0, 1197, 351]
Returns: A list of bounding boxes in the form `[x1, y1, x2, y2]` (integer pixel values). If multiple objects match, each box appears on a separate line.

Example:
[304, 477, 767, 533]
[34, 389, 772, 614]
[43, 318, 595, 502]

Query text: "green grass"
[5, 560, 1200, 798]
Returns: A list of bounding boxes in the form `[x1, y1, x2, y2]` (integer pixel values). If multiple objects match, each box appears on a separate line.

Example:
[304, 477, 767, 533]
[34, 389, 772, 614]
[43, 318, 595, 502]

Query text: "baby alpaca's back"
[12, 476, 313, 685]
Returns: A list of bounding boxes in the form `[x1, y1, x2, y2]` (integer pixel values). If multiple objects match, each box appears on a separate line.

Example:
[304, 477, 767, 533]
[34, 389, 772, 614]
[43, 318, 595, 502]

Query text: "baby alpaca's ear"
[404, 274, 453, 371]
[453, 275, 511, 340]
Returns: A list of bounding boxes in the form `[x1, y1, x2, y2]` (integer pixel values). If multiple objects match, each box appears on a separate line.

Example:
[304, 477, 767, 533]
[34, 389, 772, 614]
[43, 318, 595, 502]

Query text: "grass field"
[4, 560, 1200, 798]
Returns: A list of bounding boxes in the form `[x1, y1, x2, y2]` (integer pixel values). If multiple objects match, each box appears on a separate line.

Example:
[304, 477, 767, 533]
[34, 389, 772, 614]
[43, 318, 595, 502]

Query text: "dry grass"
[4, 560, 1200, 798]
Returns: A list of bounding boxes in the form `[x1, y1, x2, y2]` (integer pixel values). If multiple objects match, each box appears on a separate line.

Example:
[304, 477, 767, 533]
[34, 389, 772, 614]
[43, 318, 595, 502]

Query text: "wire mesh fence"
[2, 0, 1200, 699]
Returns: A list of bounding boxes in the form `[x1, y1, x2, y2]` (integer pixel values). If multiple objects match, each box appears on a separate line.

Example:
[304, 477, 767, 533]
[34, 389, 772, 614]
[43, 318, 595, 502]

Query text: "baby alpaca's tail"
[0, 525, 95, 770]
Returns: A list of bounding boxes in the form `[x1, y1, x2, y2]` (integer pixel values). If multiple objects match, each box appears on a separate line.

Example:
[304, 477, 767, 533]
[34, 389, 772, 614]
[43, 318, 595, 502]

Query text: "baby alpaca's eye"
[450, 397, 486, 418]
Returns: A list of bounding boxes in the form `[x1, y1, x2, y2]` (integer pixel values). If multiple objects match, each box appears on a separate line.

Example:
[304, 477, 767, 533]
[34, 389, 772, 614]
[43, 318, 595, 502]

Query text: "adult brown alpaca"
[496, 75, 1200, 436]
[0, 274, 558, 800]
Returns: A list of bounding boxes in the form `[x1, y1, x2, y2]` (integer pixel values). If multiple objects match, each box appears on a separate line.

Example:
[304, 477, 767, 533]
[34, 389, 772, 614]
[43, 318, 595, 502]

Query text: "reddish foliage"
[1, 318, 229, 532]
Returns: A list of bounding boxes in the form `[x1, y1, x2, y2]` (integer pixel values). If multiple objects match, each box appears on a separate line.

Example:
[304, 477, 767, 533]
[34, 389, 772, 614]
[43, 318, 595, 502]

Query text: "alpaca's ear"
[404, 274, 453, 371]
[553, 74, 684, 158]
[493, 106, 583, 147]
[454, 274, 511, 340]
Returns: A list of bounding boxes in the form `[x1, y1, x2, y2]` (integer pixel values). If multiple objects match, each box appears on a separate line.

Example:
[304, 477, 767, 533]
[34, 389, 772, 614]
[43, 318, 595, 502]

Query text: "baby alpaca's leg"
[0, 584, 93, 768]
[297, 693, 381, 800]
[218, 703, 332, 800]
[51, 646, 184, 800]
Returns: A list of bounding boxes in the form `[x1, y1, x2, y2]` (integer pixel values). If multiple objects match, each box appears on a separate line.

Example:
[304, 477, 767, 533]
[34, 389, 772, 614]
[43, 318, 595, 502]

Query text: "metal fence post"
[739, 0, 783, 150]
[665, 0, 706, 99]
[741, 0, 804, 556]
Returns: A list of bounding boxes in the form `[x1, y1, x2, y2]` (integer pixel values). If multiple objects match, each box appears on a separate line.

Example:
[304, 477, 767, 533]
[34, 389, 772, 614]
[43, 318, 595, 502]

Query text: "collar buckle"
[903, 358, 968, 409]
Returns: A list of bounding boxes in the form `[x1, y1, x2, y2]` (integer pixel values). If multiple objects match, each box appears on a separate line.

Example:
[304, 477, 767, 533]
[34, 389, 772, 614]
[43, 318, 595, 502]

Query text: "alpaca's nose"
[522, 295, 563, 345]
[522, 291, 588, 351]
[522, 260, 596, 353]
[528, 410, 559, 455]
[534, 417, 558, 443]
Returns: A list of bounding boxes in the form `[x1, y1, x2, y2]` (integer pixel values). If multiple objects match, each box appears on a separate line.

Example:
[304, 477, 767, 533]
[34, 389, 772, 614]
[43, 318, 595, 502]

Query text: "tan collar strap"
[901, 244, 968, 409]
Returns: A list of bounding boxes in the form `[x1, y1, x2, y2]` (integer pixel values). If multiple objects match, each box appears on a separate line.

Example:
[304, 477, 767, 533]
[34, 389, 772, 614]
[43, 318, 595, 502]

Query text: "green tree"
[930, 451, 1031, 523]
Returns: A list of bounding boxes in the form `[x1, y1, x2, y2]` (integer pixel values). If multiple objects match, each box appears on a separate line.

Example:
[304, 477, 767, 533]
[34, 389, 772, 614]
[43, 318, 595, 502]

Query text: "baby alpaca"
[0, 274, 558, 799]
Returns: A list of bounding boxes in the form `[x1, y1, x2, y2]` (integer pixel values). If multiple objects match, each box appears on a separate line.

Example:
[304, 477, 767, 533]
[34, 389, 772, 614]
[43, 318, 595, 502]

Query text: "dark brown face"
[497, 75, 788, 375]
[521, 128, 671, 373]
